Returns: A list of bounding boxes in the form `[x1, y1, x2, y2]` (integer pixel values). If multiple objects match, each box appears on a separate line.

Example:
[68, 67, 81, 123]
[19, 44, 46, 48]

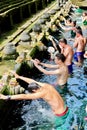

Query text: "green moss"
[29, 46, 39, 58]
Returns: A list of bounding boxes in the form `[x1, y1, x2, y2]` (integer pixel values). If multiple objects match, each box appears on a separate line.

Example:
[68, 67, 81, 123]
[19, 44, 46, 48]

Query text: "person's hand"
[34, 59, 40, 64]
[31, 59, 40, 65]
[0, 94, 7, 100]
[9, 70, 19, 79]
[31, 59, 37, 66]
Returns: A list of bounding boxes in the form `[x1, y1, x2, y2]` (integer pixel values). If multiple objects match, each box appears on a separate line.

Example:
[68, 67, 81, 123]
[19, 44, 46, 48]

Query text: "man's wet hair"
[76, 26, 83, 35]
[59, 38, 67, 44]
[27, 82, 40, 93]
[76, 26, 82, 31]
[76, 28, 83, 35]
[55, 53, 66, 62]
[72, 20, 76, 26]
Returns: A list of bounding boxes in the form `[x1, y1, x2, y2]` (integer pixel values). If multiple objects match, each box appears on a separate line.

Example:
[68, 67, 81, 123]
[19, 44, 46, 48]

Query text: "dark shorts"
[71, 30, 76, 38]
[74, 51, 85, 62]
[67, 63, 73, 74]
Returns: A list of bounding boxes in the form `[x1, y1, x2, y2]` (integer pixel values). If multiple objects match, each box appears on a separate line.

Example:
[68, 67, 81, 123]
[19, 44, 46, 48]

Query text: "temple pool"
[0, 9, 87, 130]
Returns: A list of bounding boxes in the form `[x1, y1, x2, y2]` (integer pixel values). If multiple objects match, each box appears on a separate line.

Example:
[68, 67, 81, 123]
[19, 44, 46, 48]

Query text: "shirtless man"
[32, 53, 68, 89]
[0, 72, 70, 128]
[73, 29, 86, 66]
[59, 38, 74, 74]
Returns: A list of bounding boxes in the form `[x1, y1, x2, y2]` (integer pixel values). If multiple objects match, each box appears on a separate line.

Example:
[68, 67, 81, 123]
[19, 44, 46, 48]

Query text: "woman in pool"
[82, 12, 87, 29]
[59, 20, 77, 39]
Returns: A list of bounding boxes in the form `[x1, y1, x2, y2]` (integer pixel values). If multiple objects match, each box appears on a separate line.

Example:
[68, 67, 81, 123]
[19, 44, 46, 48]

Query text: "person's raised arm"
[59, 23, 73, 31]
[48, 36, 57, 51]
[33, 62, 60, 75]
[10, 71, 44, 87]
[32, 59, 59, 69]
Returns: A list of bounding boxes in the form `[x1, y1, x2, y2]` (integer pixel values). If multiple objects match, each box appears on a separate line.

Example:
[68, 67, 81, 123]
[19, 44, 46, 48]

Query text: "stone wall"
[0, 0, 55, 34]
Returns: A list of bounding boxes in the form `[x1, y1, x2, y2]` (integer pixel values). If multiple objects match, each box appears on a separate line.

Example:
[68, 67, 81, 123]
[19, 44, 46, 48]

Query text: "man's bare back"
[74, 35, 86, 52]
[0, 72, 65, 115]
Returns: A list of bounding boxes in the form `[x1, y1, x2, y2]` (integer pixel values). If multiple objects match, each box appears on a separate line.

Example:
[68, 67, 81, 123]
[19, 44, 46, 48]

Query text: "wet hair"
[76, 26, 83, 35]
[76, 29, 83, 35]
[72, 20, 76, 26]
[76, 26, 82, 31]
[55, 53, 66, 62]
[27, 82, 40, 93]
[59, 38, 67, 44]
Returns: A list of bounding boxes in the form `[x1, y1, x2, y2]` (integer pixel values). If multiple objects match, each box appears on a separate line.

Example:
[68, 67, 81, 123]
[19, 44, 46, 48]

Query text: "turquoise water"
[1, 9, 87, 130]
[10, 58, 87, 130]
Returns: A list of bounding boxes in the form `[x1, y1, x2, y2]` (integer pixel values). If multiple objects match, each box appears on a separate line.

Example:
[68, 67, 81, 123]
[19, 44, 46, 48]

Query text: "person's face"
[71, 21, 74, 26]
[54, 56, 60, 64]
[76, 32, 79, 37]
[67, 20, 71, 24]
[82, 13, 85, 17]
[59, 42, 64, 48]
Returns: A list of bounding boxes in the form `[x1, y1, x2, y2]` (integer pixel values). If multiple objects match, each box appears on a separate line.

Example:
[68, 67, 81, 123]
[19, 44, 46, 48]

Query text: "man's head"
[82, 12, 87, 17]
[54, 53, 66, 64]
[28, 82, 40, 93]
[72, 20, 76, 27]
[76, 26, 82, 31]
[66, 18, 72, 24]
[76, 29, 83, 37]
[59, 38, 67, 47]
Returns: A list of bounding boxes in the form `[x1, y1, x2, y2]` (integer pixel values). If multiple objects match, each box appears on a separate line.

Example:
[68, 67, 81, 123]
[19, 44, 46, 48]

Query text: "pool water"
[5, 57, 87, 130]
[0, 9, 87, 130]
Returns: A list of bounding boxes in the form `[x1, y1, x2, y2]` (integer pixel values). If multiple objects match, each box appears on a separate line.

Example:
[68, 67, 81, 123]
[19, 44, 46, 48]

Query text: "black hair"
[59, 38, 67, 44]
[27, 82, 40, 93]
[55, 53, 66, 62]
[76, 29, 83, 35]
[76, 26, 83, 35]
[72, 20, 76, 26]
[76, 26, 82, 31]
[84, 67, 87, 75]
